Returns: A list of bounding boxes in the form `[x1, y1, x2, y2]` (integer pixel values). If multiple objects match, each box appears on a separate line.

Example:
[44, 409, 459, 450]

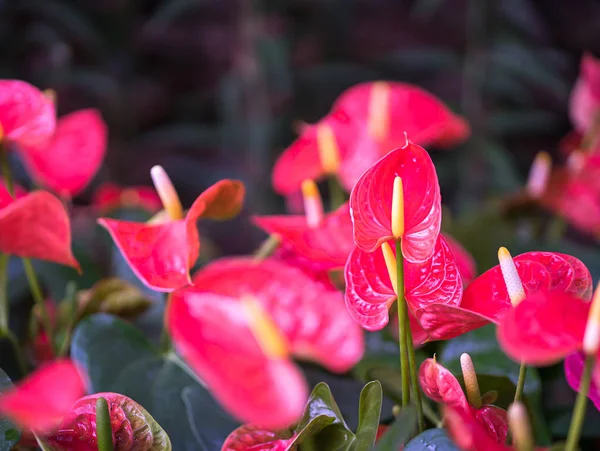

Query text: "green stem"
[57, 281, 78, 357]
[0, 149, 14, 195]
[96, 397, 114, 451]
[0, 253, 9, 332]
[3, 330, 27, 376]
[253, 234, 280, 261]
[421, 400, 442, 428]
[328, 177, 345, 210]
[514, 362, 528, 403]
[22, 258, 54, 353]
[547, 216, 567, 245]
[159, 294, 173, 353]
[405, 319, 425, 432]
[395, 240, 410, 407]
[565, 354, 595, 451]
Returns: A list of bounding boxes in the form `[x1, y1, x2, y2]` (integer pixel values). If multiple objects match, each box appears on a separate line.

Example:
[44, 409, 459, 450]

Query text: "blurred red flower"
[93, 183, 162, 214]
[569, 52, 600, 136]
[168, 257, 364, 428]
[0, 183, 79, 269]
[0, 360, 85, 434]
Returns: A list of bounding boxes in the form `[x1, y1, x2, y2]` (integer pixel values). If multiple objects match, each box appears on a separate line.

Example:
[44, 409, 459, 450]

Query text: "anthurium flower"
[253, 180, 354, 272]
[44, 392, 171, 450]
[0, 184, 79, 268]
[168, 257, 364, 428]
[93, 182, 162, 214]
[21, 109, 107, 197]
[0, 359, 85, 434]
[98, 166, 245, 291]
[0, 80, 56, 149]
[419, 356, 508, 444]
[443, 234, 476, 285]
[344, 235, 462, 336]
[418, 250, 593, 341]
[565, 352, 600, 411]
[569, 52, 600, 136]
[272, 82, 469, 195]
[349, 140, 441, 262]
[221, 424, 296, 451]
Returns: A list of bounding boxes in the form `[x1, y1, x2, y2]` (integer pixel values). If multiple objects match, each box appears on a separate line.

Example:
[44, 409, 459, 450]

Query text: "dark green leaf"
[0, 367, 21, 449]
[352, 381, 383, 451]
[71, 314, 239, 451]
[404, 428, 459, 450]
[374, 405, 417, 450]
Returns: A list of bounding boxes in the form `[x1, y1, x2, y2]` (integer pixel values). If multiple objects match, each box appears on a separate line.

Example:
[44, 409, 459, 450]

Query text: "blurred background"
[2, 0, 600, 257]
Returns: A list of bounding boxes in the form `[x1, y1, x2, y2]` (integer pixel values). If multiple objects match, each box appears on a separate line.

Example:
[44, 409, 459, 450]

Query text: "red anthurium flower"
[0, 359, 85, 434]
[253, 180, 354, 272]
[565, 352, 600, 411]
[168, 258, 364, 428]
[419, 357, 508, 445]
[349, 140, 441, 262]
[0, 80, 56, 149]
[443, 234, 477, 285]
[569, 52, 600, 136]
[272, 82, 469, 195]
[45, 392, 171, 450]
[0, 184, 79, 268]
[221, 424, 296, 451]
[21, 109, 107, 197]
[98, 166, 245, 292]
[93, 182, 162, 214]
[344, 235, 462, 339]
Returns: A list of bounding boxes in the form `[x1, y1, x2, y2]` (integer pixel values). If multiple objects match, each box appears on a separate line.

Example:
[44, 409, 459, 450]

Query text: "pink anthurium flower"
[418, 250, 592, 341]
[272, 81, 469, 195]
[0, 183, 79, 268]
[344, 235, 463, 338]
[565, 352, 600, 411]
[419, 356, 508, 445]
[44, 392, 171, 450]
[0, 359, 86, 434]
[93, 182, 162, 214]
[350, 140, 441, 262]
[0, 80, 56, 149]
[443, 234, 477, 285]
[98, 166, 245, 292]
[168, 257, 364, 428]
[569, 52, 600, 136]
[221, 424, 297, 451]
[21, 109, 107, 197]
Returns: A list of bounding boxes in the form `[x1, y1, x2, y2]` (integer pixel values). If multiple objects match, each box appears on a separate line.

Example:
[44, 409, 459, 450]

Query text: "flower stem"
[405, 320, 425, 432]
[514, 361, 528, 402]
[57, 281, 78, 357]
[3, 331, 27, 376]
[0, 149, 14, 195]
[565, 354, 595, 451]
[328, 177, 345, 210]
[395, 240, 410, 407]
[253, 234, 280, 261]
[96, 397, 114, 451]
[22, 258, 54, 353]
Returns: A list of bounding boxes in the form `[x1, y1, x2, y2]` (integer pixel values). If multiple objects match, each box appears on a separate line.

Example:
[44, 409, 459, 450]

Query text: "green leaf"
[404, 428, 459, 450]
[373, 405, 417, 450]
[351, 381, 383, 451]
[0, 367, 21, 449]
[71, 314, 239, 451]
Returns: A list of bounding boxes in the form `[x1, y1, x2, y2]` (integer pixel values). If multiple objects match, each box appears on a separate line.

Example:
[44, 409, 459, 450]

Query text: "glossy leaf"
[190, 257, 364, 372]
[43, 392, 171, 451]
[352, 381, 383, 451]
[98, 179, 244, 292]
[21, 109, 107, 197]
[564, 352, 600, 411]
[404, 429, 459, 451]
[0, 360, 85, 434]
[167, 290, 308, 429]
[0, 80, 56, 148]
[344, 235, 462, 333]
[253, 203, 354, 270]
[0, 368, 20, 450]
[71, 313, 240, 451]
[349, 141, 441, 262]
[497, 290, 589, 365]
[0, 189, 79, 268]
[373, 405, 417, 451]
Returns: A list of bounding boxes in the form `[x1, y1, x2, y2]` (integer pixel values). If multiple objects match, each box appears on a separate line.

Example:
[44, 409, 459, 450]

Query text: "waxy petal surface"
[497, 291, 590, 365]
[0, 360, 85, 434]
[445, 406, 511, 451]
[168, 292, 307, 429]
[21, 109, 107, 197]
[190, 179, 245, 220]
[344, 235, 462, 332]
[0, 80, 56, 148]
[0, 190, 79, 268]
[419, 358, 468, 409]
[222, 424, 296, 451]
[191, 257, 364, 372]
[565, 352, 600, 411]
[349, 141, 441, 262]
[253, 203, 354, 270]
[414, 303, 491, 341]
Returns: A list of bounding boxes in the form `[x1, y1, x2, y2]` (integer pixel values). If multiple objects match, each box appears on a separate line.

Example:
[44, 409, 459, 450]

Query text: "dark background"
[3, 0, 600, 256]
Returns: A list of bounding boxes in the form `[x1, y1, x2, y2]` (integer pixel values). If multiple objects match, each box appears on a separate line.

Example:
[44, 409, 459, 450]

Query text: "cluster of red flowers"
[0, 61, 599, 451]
